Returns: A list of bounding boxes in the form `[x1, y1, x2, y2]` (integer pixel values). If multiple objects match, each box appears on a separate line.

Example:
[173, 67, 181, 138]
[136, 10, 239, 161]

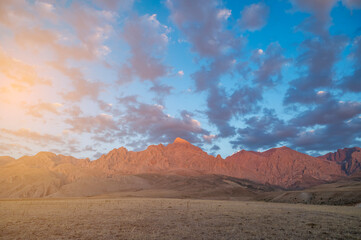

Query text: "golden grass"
[1, 197, 361, 239]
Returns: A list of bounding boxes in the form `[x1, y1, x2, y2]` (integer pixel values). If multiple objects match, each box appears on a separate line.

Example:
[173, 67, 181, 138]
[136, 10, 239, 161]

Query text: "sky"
[0, 0, 361, 159]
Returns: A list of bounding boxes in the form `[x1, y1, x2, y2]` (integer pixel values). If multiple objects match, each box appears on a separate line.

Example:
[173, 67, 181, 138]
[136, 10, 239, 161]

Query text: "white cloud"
[203, 134, 216, 142]
[154, 104, 164, 110]
[217, 9, 231, 20]
[35, 1, 55, 12]
[191, 119, 201, 128]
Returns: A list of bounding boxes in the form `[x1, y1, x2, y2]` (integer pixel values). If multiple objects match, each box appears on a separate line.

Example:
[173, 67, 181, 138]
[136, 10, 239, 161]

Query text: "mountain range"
[0, 138, 360, 200]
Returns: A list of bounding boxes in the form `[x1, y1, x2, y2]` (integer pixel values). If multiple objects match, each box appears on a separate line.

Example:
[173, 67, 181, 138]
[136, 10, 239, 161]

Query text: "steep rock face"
[92, 140, 344, 189]
[318, 147, 361, 175]
[225, 147, 344, 189]
[92, 139, 227, 175]
[0, 139, 355, 198]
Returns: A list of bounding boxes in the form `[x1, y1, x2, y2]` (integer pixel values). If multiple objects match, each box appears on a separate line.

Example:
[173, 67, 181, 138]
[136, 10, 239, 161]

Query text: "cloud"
[64, 106, 83, 118]
[14, 26, 95, 63]
[167, 0, 255, 141]
[0, 142, 32, 154]
[339, 36, 361, 93]
[65, 113, 119, 134]
[193, 43, 288, 139]
[210, 144, 220, 151]
[206, 89, 236, 137]
[291, 100, 361, 127]
[117, 96, 210, 145]
[203, 134, 216, 143]
[4, 0, 115, 102]
[285, 0, 346, 105]
[284, 88, 330, 105]
[0, 47, 50, 89]
[1, 128, 64, 145]
[341, 0, 361, 10]
[120, 14, 169, 82]
[231, 109, 298, 150]
[98, 100, 114, 113]
[50, 62, 104, 101]
[280, 0, 361, 154]
[63, 2, 114, 58]
[92, 0, 134, 11]
[217, 9, 231, 20]
[10, 1, 113, 62]
[290, 0, 339, 35]
[206, 86, 262, 138]
[284, 35, 347, 105]
[0, 1, 115, 105]
[192, 55, 237, 91]
[291, 117, 361, 152]
[25, 102, 63, 118]
[0, 0, 359, 158]
[167, 0, 241, 58]
[149, 83, 173, 104]
[290, 0, 338, 19]
[239, 3, 269, 32]
[231, 99, 361, 152]
[0, 1, 34, 27]
[253, 42, 290, 87]
[63, 112, 123, 147]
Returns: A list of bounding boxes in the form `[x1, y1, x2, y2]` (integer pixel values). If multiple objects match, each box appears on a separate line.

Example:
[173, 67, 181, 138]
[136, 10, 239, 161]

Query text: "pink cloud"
[1, 128, 64, 145]
[0, 47, 50, 88]
[25, 102, 63, 118]
[120, 14, 169, 82]
[65, 114, 119, 134]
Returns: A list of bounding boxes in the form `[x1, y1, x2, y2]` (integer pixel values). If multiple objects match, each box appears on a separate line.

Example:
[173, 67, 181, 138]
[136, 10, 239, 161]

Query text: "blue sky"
[0, 0, 360, 159]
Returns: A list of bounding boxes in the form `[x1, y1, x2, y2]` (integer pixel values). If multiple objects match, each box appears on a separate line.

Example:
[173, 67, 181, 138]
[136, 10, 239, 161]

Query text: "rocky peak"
[173, 137, 191, 144]
[318, 147, 361, 175]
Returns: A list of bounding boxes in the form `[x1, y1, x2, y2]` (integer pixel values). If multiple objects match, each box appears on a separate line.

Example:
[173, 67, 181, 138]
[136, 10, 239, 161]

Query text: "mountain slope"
[0, 152, 96, 198]
[0, 156, 14, 166]
[0, 139, 354, 198]
[318, 147, 361, 175]
[91, 140, 344, 188]
[92, 138, 227, 176]
[225, 147, 343, 189]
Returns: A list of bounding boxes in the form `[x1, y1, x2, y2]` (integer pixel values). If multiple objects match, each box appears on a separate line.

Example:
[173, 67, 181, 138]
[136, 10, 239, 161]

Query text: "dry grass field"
[1, 197, 361, 240]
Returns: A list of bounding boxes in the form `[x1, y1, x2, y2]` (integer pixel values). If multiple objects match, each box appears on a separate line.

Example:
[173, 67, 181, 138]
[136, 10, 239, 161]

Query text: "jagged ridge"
[0, 138, 359, 198]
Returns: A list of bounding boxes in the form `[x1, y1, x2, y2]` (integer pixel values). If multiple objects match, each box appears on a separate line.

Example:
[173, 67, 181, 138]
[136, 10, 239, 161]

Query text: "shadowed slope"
[318, 147, 361, 175]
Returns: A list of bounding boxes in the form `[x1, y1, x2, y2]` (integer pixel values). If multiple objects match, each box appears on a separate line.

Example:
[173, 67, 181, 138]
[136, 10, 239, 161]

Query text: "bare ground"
[1, 197, 361, 240]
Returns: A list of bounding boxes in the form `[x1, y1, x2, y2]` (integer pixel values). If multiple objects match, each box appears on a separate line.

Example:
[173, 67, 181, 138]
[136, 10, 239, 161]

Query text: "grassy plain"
[1, 197, 361, 239]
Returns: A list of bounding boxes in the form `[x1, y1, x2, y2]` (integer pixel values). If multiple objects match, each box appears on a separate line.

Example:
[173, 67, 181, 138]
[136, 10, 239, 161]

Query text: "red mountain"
[91, 138, 344, 188]
[225, 146, 343, 189]
[92, 138, 227, 176]
[0, 138, 352, 198]
[318, 147, 361, 175]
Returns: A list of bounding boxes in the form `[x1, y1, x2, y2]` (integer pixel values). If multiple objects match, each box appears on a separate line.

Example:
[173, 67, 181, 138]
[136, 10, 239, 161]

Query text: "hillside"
[0, 139, 359, 199]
